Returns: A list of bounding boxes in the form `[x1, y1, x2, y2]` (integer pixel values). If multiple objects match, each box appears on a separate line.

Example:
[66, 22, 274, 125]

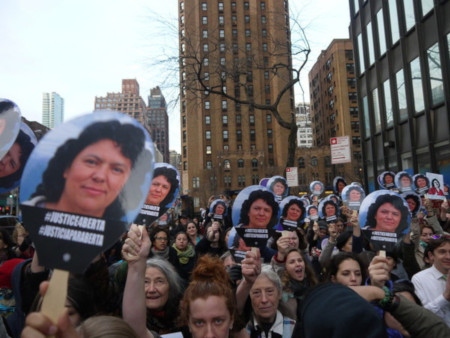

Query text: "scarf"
[172, 243, 195, 264]
[151, 246, 169, 260]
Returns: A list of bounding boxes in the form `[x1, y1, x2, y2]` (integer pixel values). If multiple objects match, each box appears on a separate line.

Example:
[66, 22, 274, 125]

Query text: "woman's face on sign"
[247, 198, 273, 228]
[146, 175, 171, 206]
[59, 139, 131, 217]
[286, 203, 302, 221]
[349, 189, 361, 202]
[374, 202, 402, 232]
[273, 182, 286, 196]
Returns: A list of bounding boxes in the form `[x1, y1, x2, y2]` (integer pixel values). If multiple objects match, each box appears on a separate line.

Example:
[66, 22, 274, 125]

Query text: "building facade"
[94, 79, 146, 125]
[307, 39, 363, 191]
[296, 103, 313, 148]
[350, 0, 450, 191]
[179, 0, 294, 209]
[147, 87, 169, 163]
[42, 92, 64, 129]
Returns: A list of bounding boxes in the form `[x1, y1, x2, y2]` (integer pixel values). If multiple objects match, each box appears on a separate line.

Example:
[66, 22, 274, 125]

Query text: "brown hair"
[180, 254, 235, 325]
[280, 248, 319, 287]
[78, 315, 139, 338]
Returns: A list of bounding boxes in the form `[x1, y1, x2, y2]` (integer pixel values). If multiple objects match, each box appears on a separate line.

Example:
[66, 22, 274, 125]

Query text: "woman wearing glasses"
[148, 227, 178, 269]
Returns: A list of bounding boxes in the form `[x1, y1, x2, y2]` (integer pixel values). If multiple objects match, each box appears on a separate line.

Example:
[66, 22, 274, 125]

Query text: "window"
[262, 43, 268, 52]
[220, 57, 226, 66]
[238, 175, 246, 187]
[192, 177, 200, 188]
[311, 157, 318, 167]
[204, 101, 210, 109]
[219, 29, 225, 38]
[231, 2, 236, 11]
[261, 16, 267, 24]
[324, 156, 332, 167]
[410, 57, 425, 113]
[352, 136, 361, 145]
[265, 85, 270, 94]
[182, 130, 186, 142]
[206, 161, 212, 169]
[222, 115, 228, 125]
[206, 146, 212, 155]
[245, 15, 250, 23]
[261, 2, 266, 10]
[238, 159, 244, 168]
[266, 114, 272, 123]
[183, 161, 187, 170]
[201, 3, 207, 11]
[202, 16, 207, 25]
[236, 130, 242, 141]
[236, 114, 241, 125]
[219, 16, 224, 25]
[224, 160, 231, 170]
[298, 157, 305, 168]
[202, 30, 208, 38]
[246, 43, 251, 51]
[264, 71, 269, 80]
[205, 115, 210, 125]
[218, 2, 224, 11]
[203, 44, 209, 52]
[250, 129, 256, 141]
[427, 42, 444, 106]
[205, 131, 211, 140]
[203, 58, 209, 66]
[244, 2, 249, 10]
[220, 43, 226, 52]
[224, 176, 231, 187]
[262, 29, 267, 37]
[222, 100, 227, 110]
[232, 29, 237, 38]
[252, 175, 259, 185]
[249, 114, 255, 126]
[183, 146, 187, 157]
[267, 129, 272, 138]
[268, 144, 273, 153]
[245, 29, 251, 37]
[252, 158, 258, 168]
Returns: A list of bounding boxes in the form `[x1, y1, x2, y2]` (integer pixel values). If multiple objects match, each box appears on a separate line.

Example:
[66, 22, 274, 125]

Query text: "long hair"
[180, 254, 235, 325]
[280, 248, 318, 287]
[238, 190, 279, 227]
[325, 252, 367, 284]
[365, 194, 409, 235]
[32, 120, 145, 219]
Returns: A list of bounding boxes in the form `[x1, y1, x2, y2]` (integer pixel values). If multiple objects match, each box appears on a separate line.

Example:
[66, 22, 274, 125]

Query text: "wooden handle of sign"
[41, 269, 69, 330]
[379, 250, 386, 258]
[352, 210, 358, 217]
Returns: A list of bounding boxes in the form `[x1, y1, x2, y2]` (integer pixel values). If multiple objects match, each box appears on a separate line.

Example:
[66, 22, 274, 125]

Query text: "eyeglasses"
[155, 237, 168, 241]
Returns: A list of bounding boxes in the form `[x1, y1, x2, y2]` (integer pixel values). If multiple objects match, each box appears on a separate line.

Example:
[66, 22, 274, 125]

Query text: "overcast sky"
[1, 0, 350, 152]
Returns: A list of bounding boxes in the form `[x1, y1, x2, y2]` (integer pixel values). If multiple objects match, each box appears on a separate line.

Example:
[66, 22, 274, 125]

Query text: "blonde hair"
[77, 316, 139, 338]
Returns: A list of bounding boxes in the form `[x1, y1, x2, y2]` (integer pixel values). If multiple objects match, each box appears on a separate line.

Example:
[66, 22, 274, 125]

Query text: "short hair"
[321, 200, 338, 216]
[404, 194, 421, 215]
[281, 199, 306, 220]
[149, 226, 170, 242]
[32, 120, 145, 219]
[153, 166, 179, 207]
[326, 252, 366, 283]
[383, 172, 395, 183]
[212, 200, 227, 214]
[345, 186, 362, 200]
[414, 175, 429, 187]
[270, 177, 288, 194]
[238, 190, 279, 227]
[427, 236, 450, 256]
[399, 173, 412, 183]
[255, 265, 282, 295]
[365, 194, 409, 235]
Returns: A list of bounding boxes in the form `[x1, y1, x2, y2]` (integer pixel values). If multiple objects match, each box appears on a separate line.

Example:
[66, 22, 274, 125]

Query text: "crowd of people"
[0, 174, 447, 337]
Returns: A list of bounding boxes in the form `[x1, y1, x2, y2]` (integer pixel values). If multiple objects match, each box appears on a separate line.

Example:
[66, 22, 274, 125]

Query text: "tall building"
[179, 0, 294, 209]
[307, 39, 363, 189]
[94, 79, 146, 124]
[349, 0, 450, 191]
[295, 103, 312, 148]
[147, 87, 169, 163]
[42, 92, 64, 128]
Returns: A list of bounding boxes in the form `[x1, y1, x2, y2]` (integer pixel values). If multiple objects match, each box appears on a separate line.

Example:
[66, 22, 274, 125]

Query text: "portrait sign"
[275, 196, 306, 231]
[0, 121, 37, 194]
[20, 111, 154, 273]
[412, 174, 429, 195]
[310, 180, 324, 196]
[231, 185, 278, 250]
[318, 199, 339, 223]
[0, 99, 21, 162]
[359, 190, 411, 252]
[395, 171, 413, 193]
[425, 172, 446, 200]
[341, 184, 366, 211]
[134, 162, 180, 227]
[267, 175, 289, 202]
[306, 205, 319, 221]
[378, 171, 397, 190]
[333, 176, 347, 196]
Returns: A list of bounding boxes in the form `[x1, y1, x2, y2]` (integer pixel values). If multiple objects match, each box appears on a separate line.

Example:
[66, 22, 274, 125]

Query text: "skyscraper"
[42, 92, 64, 129]
[349, 0, 450, 191]
[147, 87, 169, 163]
[179, 0, 294, 209]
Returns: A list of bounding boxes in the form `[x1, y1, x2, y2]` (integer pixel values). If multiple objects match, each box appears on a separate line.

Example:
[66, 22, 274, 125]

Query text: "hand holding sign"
[20, 111, 154, 328]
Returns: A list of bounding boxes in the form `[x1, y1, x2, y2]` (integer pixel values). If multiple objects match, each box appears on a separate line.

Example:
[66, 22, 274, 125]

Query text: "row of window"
[191, 175, 260, 189]
[196, 2, 266, 12]
[204, 128, 273, 141]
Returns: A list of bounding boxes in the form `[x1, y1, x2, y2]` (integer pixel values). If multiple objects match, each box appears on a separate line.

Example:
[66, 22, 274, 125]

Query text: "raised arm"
[122, 224, 154, 338]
